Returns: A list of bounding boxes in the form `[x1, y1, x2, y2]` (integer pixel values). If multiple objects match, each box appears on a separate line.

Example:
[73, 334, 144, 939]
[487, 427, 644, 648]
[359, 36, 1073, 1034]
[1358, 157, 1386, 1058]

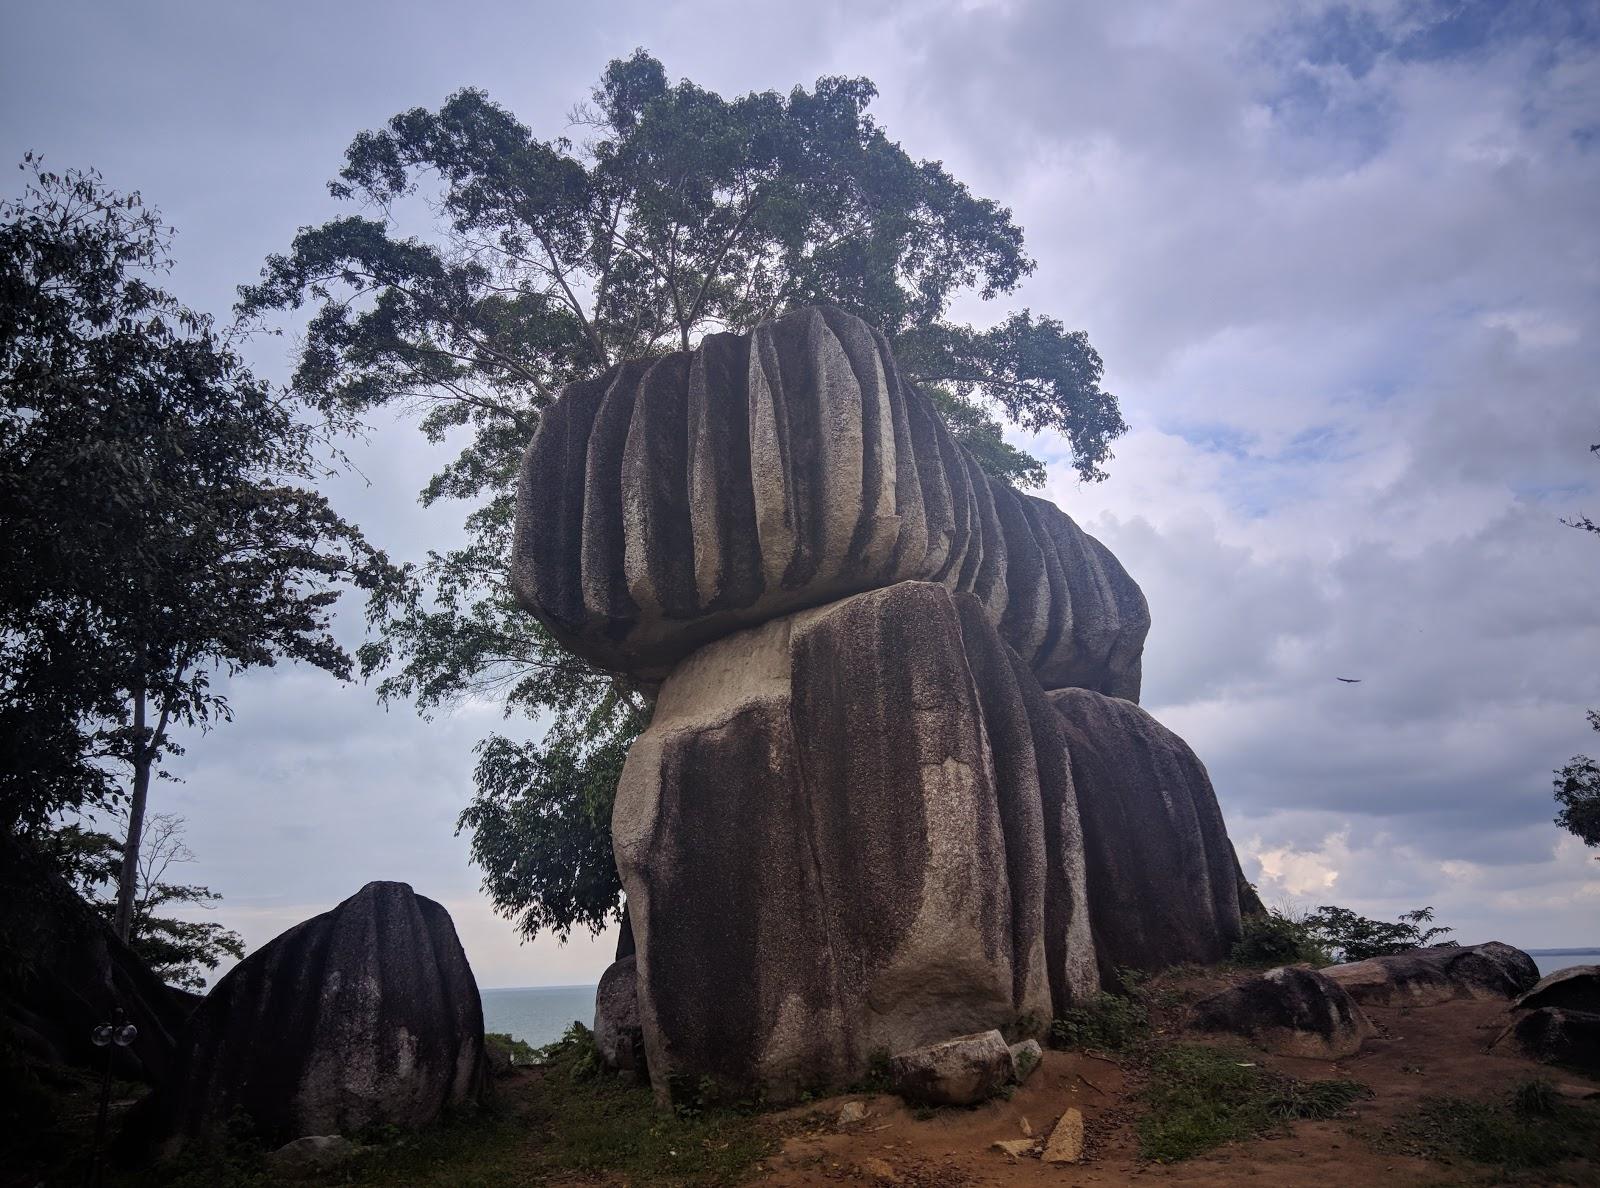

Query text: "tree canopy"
[240, 52, 1128, 942]
[0, 156, 394, 933]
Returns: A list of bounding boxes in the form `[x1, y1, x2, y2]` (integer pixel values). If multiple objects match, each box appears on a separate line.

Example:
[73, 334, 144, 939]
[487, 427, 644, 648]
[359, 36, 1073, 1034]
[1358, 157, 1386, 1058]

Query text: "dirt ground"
[754, 976, 1600, 1188]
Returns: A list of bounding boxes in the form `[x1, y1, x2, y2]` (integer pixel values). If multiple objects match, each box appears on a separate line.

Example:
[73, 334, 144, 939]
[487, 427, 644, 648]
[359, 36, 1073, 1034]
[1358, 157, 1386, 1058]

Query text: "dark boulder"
[1320, 942, 1539, 1007]
[1513, 965, 1600, 1014]
[1046, 688, 1248, 980]
[511, 306, 1148, 695]
[1491, 1007, 1600, 1072]
[135, 881, 486, 1153]
[888, 1030, 1014, 1106]
[593, 955, 644, 1076]
[1192, 967, 1376, 1058]
[0, 836, 188, 1084]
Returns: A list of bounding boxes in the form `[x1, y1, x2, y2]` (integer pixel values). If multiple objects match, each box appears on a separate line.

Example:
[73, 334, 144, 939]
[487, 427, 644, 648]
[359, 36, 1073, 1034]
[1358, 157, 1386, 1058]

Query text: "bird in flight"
[1336, 677, 1362, 684]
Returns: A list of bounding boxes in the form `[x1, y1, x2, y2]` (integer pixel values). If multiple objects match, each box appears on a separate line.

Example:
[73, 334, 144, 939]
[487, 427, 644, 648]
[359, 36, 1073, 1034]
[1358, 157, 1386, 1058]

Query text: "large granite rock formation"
[1048, 688, 1248, 981]
[615, 582, 1096, 1101]
[136, 882, 486, 1153]
[512, 306, 1148, 695]
[508, 305, 1256, 1105]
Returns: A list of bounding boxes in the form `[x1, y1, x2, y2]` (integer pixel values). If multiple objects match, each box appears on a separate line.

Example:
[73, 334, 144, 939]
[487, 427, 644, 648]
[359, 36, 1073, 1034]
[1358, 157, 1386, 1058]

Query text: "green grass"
[1136, 1043, 1367, 1163]
[1049, 990, 1150, 1052]
[1377, 1079, 1600, 1179]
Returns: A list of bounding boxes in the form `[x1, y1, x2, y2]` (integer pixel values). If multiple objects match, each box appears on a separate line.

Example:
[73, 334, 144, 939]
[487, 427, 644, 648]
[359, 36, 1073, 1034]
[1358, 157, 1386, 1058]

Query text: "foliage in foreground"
[1137, 1043, 1367, 1163]
[1379, 1081, 1600, 1178]
[1050, 989, 1150, 1053]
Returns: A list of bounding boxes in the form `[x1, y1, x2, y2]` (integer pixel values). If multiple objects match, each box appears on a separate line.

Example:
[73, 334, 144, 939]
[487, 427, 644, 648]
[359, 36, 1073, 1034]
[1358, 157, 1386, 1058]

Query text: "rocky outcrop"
[1047, 688, 1249, 980]
[0, 837, 189, 1085]
[136, 882, 486, 1153]
[512, 306, 1148, 695]
[1514, 966, 1600, 1014]
[1320, 942, 1539, 1008]
[887, 1030, 1014, 1106]
[1192, 967, 1376, 1059]
[593, 955, 644, 1076]
[1492, 1007, 1600, 1072]
[615, 582, 1099, 1102]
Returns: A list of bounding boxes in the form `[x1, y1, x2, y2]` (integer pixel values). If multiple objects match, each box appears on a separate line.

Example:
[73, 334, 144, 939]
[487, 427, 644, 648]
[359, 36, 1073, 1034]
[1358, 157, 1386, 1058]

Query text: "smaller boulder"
[992, 1138, 1036, 1157]
[1009, 1039, 1043, 1084]
[1492, 1007, 1600, 1072]
[1513, 966, 1600, 1014]
[265, 1135, 361, 1177]
[837, 1100, 869, 1126]
[593, 955, 645, 1075]
[1192, 967, 1376, 1059]
[1320, 942, 1538, 1007]
[888, 1030, 1013, 1106]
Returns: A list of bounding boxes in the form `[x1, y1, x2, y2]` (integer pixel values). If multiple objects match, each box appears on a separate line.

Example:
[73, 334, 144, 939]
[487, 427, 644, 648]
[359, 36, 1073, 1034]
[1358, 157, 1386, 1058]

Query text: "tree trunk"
[114, 683, 150, 941]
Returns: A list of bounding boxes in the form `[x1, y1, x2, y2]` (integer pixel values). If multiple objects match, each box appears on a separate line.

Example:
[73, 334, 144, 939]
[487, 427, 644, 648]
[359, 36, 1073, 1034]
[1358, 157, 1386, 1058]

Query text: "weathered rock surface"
[136, 882, 486, 1152]
[1492, 1007, 1600, 1072]
[614, 581, 1101, 1102]
[1009, 1038, 1043, 1084]
[512, 306, 1148, 695]
[1320, 942, 1539, 1008]
[1192, 967, 1376, 1058]
[1513, 965, 1600, 1014]
[0, 836, 189, 1084]
[264, 1135, 362, 1177]
[1043, 1107, 1085, 1164]
[1046, 688, 1248, 980]
[887, 1030, 1014, 1106]
[593, 955, 644, 1075]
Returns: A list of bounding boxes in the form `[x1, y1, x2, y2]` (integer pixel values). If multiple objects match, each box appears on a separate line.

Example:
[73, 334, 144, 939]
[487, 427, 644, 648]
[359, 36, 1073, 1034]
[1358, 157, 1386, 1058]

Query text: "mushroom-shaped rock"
[1045, 688, 1249, 980]
[1514, 966, 1600, 1014]
[1320, 942, 1539, 1008]
[137, 882, 486, 1153]
[593, 955, 645, 1075]
[1491, 1007, 1600, 1072]
[1191, 967, 1376, 1059]
[614, 582, 1097, 1103]
[511, 306, 1148, 696]
[888, 1030, 1014, 1106]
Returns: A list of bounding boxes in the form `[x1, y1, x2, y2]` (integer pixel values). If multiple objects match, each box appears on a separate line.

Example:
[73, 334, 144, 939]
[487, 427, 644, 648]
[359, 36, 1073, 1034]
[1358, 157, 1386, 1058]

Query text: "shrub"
[1230, 911, 1328, 967]
[484, 1031, 537, 1076]
[1050, 991, 1149, 1052]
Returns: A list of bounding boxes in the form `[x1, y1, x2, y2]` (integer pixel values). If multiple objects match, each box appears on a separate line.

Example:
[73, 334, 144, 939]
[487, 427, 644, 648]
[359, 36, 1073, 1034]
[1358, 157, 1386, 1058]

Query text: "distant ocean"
[1527, 949, 1599, 977]
[481, 984, 596, 1048]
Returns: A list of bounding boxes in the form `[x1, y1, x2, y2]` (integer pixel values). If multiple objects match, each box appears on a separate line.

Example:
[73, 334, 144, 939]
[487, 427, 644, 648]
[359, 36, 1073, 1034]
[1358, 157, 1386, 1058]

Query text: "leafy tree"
[1303, 905, 1454, 963]
[53, 809, 245, 990]
[239, 52, 1127, 942]
[1553, 711, 1600, 852]
[0, 156, 395, 938]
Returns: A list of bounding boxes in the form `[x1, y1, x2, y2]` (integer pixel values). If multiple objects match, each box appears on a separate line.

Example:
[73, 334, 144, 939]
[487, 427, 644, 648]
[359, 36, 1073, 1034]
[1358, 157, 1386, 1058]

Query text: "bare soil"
[754, 972, 1600, 1188]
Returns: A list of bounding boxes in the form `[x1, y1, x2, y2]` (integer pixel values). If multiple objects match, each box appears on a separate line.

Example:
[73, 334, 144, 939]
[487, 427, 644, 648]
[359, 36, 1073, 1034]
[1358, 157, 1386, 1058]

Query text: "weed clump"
[1050, 991, 1149, 1052]
[1381, 1083, 1600, 1175]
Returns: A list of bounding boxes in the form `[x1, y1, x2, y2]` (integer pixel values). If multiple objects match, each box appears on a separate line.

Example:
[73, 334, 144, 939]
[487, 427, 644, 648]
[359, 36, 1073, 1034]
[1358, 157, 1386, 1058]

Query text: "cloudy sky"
[4, 0, 1597, 988]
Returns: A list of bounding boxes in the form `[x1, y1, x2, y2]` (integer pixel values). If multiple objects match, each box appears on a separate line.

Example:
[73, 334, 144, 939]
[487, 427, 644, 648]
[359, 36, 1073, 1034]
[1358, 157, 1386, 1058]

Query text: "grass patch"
[1378, 1079, 1600, 1178]
[1137, 1043, 1366, 1163]
[1050, 990, 1149, 1052]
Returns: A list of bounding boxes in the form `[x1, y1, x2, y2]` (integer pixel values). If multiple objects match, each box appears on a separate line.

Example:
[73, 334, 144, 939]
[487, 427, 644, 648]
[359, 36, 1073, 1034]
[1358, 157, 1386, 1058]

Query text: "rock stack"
[513, 306, 1253, 1103]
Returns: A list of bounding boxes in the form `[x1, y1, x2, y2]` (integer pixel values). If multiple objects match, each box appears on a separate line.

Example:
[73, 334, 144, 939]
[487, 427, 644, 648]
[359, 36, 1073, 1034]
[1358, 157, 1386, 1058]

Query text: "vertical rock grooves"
[512, 305, 1149, 694]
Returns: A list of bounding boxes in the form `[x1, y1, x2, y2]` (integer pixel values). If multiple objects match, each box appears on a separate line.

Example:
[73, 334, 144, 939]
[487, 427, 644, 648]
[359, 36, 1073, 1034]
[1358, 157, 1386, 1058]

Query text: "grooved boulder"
[1320, 942, 1539, 1007]
[136, 882, 486, 1152]
[614, 581, 1100, 1103]
[1046, 688, 1249, 980]
[1192, 967, 1376, 1058]
[512, 306, 1148, 694]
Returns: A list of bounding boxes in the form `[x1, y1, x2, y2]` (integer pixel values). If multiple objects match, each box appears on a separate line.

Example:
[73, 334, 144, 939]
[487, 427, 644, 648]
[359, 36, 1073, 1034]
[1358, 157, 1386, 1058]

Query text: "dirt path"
[755, 996, 1600, 1187]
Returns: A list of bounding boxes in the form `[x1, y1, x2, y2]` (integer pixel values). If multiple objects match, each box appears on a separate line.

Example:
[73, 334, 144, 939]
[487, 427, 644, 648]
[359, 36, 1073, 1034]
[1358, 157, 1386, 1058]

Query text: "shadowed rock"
[1513, 966, 1600, 1014]
[1045, 688, 1248, 980]
[613, 582, 1099, 1103]
[1491, 1007, 1600, 1072]
[134, 881, 486, 1153]
[512, 306, 1148, 694]
[1320, 942, 1539, 1007]
[1192, 967, 1376, 1058]
[888, 1030, 1014, 1106]
[594, 955, 644, 1076]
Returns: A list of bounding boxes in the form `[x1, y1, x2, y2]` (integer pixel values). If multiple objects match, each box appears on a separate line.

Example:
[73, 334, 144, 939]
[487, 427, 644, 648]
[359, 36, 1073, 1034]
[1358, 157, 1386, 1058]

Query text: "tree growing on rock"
[0, 157, 395, 937]
[240, 52, 1127, 942]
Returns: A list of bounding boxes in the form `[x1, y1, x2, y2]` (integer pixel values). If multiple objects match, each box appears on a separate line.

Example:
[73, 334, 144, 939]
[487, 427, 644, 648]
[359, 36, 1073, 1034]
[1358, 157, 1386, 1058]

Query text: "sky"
[3, 0, 1597, 988]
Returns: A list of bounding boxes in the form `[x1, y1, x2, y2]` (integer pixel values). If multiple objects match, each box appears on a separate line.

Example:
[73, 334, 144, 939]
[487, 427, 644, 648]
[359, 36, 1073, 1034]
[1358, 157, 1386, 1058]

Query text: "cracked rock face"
[512, 306, 1148, 694]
